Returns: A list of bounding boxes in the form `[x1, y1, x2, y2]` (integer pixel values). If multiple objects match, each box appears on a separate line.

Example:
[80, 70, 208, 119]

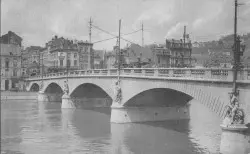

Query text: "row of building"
[0, 31, 193, 91]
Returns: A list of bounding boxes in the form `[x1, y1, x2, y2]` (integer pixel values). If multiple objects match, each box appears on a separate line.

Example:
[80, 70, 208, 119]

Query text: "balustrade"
[133, 69, 142, 74]
[93, 70, 100, 75]
[101, 69, 108, 75]
[211, 69, 229, 80]
[158, 69, 169, 77]
[123, 69, 132, 75]
[144, 69, 154, 76]
[191, 69, 205, 79]
[110, 69, 117, 75]
[27, 68, 250, 82]
[173, 69, 186, 77]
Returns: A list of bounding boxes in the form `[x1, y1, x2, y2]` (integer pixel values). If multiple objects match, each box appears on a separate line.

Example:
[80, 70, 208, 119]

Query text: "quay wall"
[1, 91, 37, 100]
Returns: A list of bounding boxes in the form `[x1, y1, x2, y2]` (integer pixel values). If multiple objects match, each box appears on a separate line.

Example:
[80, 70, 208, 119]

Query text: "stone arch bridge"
[26, 68, 250, 124]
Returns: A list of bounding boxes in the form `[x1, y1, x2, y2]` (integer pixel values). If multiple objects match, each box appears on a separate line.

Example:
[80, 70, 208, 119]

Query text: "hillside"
[192, 33, 250, 67]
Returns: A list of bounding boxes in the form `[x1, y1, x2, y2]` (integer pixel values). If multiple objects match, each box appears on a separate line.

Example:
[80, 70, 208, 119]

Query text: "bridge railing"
[26, 68, 250, 82]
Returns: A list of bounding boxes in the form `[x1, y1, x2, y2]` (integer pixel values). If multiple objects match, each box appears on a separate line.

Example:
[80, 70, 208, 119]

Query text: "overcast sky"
[1, 0, 250, 50]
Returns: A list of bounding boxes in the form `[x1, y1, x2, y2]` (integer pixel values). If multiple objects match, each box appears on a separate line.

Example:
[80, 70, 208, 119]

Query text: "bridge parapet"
[26, 68, 250, 82]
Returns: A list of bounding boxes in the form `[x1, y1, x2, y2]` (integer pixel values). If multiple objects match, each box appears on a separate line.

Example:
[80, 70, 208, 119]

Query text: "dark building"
[0, 31, 22, 47]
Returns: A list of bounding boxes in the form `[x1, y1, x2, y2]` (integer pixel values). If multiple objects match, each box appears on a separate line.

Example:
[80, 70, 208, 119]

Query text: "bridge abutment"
[110, 105, 190, 123]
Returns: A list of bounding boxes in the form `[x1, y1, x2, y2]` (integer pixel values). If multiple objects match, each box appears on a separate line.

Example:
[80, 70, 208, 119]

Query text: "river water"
[1, 98, 222, 154]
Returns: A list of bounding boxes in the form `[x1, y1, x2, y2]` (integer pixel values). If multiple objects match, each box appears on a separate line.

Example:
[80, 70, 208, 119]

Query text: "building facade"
[45, 36, 94, 72]
[78, 41, 94, 70]
[0, 44, 22, 90]
[22, 46, 43, 76]
[166, 39, 192, 67]
[105, 52, 116, 69]
[152, 45, 171, 68]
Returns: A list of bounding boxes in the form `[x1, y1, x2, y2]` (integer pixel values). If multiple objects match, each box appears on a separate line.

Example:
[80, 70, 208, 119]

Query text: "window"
[74, 60, 77, 66]
[13, 69, 17, 76]
[60, 60, 63, 66]
[158, 56, 160, 64]
[13, 60, 17, 67]
[67, 53, 71, 58]
[5, 60, 9, 68]
[67, 60, 71, 67]
[74, 53, 77, 58]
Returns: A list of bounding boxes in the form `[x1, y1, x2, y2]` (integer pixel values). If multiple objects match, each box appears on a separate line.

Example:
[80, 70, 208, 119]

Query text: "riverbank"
[1, 91, 37, 100]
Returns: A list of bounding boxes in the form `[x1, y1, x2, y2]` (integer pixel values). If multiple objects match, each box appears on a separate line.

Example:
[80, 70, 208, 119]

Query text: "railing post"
[154, 69, 159, 77]
[169, 69, 174, 77]
[131, 69, 135, 76]
[107, 69, 111, 76]
[186, 69, 191, 78]
[141, 69, 146, 76]
[205, 69, 212, 79]
[245, 69, 250, 80]
[243, 69, 247, 80]
[120, 69, 124, 76]
[227, 69, 234, 81]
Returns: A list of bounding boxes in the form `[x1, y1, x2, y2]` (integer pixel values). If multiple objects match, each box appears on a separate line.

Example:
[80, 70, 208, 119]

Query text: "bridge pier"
[61, 94, 75, 109]
[220, 125, 249, 154]
[37, 91, 49, 102]
[110, 105, 190, 123]
[37, 92, 62, 102]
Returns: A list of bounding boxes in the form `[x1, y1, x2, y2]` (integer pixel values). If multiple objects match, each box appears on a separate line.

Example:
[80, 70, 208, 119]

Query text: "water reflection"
[1, 98, 224, 154]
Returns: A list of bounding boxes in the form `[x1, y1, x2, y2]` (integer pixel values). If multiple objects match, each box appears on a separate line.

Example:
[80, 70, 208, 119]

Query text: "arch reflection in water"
[60, 108, 111, 153]
[109, 99, 221, 154]
[110, 121, 206, 154]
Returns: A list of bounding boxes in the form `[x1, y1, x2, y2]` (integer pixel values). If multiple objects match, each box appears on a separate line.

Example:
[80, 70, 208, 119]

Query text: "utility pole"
[89, 17, 92, 43]
[118, 19, 121, 80]
[142, 22, 144, 47]
[183, 26, 186, 46]
[181, 25, 187, 68]
[232, 0, 238, 95]
[65, 41, 68, 82]
[42, 52, 44, 78]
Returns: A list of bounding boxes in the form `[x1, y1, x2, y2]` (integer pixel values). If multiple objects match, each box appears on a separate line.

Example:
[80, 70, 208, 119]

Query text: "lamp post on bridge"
[112, 19, 122, 107]
[219, 0, 248, 153]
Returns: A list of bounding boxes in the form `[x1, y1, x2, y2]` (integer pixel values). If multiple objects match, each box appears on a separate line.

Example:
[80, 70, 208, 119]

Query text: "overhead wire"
[92, 24, 141, 45]
[92, 36, 117, 44]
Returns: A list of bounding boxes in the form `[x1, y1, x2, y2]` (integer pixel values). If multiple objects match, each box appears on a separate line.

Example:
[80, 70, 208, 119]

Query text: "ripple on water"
[1, 99, 225, 154]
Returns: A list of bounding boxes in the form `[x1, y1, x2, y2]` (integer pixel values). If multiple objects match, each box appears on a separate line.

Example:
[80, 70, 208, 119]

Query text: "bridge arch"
[68, 78, 115, 100]
[69, 83, 113, 107]
[44, 82, 64, 94]
[124, 88, 193, 107]
[30, 83, 39, 92]
[41, 82, 64, 102]
[120, 79, 228, 118]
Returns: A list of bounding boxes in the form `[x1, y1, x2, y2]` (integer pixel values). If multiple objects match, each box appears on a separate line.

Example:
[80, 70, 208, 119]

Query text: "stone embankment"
[1, 91, 37, 100]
